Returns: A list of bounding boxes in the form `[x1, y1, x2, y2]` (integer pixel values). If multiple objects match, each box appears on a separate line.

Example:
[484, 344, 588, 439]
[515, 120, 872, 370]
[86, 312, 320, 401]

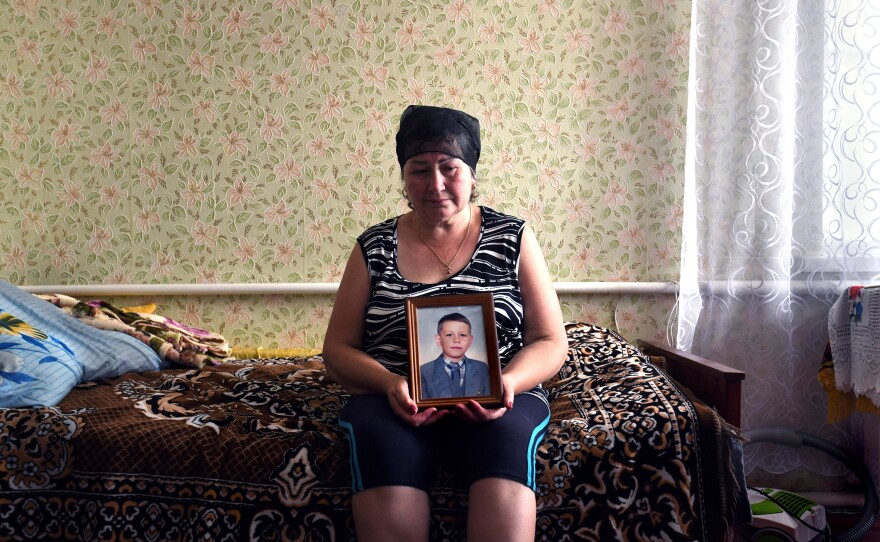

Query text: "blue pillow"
[1, 279, 164, 407]
[0, 315, 81, 407]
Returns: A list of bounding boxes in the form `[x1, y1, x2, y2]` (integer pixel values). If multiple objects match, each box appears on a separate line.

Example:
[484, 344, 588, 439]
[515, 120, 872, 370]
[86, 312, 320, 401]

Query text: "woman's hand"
[452, 373, 517, 423]
[452, 400, 507, 422]
[386, 374, 449, 427]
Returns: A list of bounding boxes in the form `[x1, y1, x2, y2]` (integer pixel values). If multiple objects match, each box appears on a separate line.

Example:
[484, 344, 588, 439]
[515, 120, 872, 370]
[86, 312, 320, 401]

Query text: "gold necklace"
[416, 208, 473, 275]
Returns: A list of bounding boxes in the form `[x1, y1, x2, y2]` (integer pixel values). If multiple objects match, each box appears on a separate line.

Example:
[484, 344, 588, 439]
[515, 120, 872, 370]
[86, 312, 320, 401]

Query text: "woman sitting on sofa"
[322, 104, 567, 542]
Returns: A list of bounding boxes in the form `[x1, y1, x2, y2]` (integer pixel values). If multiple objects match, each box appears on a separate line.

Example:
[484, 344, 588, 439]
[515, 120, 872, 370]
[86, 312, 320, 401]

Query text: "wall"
[0, 0, 689, 349]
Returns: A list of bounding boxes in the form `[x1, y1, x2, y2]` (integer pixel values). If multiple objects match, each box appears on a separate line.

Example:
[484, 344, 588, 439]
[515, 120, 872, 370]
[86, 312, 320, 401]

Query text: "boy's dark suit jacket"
[419, 356, 491, 399]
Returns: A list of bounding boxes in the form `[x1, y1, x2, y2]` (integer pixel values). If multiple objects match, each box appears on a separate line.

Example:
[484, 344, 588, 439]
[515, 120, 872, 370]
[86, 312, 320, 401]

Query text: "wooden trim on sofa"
[638, 340, 745, 428]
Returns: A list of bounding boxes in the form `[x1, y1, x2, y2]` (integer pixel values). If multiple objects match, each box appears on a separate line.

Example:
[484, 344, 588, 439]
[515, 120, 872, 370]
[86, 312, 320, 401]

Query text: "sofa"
[0, 314, 746, 541]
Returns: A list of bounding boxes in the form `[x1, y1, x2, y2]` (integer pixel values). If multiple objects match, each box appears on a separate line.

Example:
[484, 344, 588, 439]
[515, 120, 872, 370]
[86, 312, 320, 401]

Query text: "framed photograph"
[405, 293, 503, 409]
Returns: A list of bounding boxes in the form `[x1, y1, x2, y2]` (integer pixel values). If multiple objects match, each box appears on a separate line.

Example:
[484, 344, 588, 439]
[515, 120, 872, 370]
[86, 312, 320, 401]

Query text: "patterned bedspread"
[0, 323, 734, 541]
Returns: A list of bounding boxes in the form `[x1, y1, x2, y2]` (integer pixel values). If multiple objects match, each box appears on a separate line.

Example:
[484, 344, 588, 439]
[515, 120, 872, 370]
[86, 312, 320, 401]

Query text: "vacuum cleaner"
[742, 428, 879, 542]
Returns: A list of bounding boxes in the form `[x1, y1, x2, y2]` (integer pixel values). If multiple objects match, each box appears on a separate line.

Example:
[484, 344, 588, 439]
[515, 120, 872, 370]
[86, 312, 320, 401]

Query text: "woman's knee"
[352, 486, 431, 542]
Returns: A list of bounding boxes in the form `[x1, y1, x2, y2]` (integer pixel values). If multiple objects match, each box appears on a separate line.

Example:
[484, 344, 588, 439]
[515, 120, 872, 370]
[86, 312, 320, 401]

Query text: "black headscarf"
[395, 105, 481, 172]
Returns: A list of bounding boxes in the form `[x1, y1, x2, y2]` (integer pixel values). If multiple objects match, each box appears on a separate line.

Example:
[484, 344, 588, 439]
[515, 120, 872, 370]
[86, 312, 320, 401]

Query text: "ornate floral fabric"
[0, 323, 731, 541]
[0, 407, 83, 490]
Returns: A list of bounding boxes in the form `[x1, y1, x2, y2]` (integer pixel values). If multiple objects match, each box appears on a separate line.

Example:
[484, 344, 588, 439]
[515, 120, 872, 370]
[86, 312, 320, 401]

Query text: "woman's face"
[403, 152, 474, 220]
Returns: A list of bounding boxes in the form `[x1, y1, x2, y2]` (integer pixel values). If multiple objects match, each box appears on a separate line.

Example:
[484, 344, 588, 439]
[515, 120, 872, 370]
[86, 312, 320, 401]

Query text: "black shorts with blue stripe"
[338, 392, 550, 493]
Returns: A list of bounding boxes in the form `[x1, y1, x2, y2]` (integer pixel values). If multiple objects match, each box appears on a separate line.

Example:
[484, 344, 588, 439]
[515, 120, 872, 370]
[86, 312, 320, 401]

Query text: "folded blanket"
[37, 294, 231, 369]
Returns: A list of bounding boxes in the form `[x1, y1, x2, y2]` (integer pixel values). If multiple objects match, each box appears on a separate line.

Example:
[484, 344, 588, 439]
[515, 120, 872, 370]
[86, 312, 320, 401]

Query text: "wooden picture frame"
[405, 293, 503, 409]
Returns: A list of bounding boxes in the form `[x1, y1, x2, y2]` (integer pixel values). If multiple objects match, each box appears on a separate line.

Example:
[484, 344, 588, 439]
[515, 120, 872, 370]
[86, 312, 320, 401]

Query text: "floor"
[825, 509, 880, 541]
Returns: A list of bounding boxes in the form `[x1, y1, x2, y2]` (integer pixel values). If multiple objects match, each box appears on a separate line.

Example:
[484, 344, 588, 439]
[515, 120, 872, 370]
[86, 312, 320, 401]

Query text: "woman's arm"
[322, 245, 447, 426]
[500, 226, 567, 399]
[322, 246, 393, 394]
[455, 226, 567, 420]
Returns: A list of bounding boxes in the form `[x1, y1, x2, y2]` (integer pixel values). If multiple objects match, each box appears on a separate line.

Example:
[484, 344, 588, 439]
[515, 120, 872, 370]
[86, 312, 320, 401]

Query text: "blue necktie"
[450, 363, 462, 394]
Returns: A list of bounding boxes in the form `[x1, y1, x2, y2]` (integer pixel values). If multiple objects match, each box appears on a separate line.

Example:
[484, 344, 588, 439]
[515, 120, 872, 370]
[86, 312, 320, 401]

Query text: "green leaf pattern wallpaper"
[0, 0, 687, 349]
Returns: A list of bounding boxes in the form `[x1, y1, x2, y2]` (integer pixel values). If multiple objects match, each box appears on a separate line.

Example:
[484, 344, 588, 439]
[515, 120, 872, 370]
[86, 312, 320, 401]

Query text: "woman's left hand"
[452, 373, 516, 423]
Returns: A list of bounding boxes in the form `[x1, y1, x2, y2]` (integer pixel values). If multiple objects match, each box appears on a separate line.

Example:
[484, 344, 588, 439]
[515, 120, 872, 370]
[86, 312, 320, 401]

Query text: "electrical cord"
[613, 295, 623, 336]
[610, 284, 679, 348]
[665, 281, 680, 347]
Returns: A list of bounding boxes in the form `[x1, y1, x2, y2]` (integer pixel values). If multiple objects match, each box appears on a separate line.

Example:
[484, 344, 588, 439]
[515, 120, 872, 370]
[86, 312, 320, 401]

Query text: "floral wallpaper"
[0, 0, 689, 349]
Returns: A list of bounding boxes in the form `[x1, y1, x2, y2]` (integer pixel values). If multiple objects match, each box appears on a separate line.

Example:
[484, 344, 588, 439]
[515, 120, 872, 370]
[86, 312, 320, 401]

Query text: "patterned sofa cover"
[0, 322, 742, 541]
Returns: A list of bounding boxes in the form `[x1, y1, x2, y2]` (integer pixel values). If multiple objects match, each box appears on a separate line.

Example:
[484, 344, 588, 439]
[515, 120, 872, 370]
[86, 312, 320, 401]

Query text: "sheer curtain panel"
[679, 0, 880, 480]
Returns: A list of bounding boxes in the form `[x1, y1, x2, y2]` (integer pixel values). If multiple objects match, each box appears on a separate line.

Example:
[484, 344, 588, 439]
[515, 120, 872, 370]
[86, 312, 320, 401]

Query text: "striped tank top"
[358, 206, 525, 376]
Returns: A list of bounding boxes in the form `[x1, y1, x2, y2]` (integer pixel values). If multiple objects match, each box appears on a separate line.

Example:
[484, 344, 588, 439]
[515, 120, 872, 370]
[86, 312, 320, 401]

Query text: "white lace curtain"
[679, 0, 880, 479]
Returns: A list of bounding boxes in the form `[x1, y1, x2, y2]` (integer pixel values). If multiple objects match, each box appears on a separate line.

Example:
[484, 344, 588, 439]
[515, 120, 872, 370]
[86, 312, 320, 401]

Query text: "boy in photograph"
[420, 312, 491, 399]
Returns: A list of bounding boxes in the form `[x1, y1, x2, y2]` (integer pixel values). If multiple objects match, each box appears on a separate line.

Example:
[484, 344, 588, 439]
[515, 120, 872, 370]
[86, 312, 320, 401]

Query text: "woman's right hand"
[387, 375, 448, 427]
